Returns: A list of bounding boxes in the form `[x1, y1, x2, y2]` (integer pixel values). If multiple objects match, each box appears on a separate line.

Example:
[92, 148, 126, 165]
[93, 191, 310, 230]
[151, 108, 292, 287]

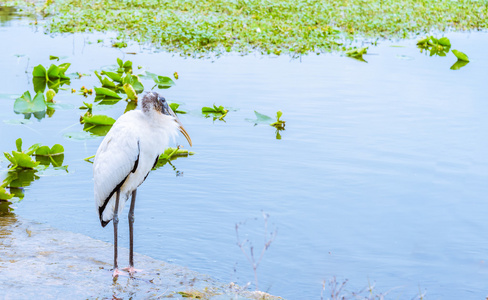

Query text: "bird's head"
[141, 92, 192, 146]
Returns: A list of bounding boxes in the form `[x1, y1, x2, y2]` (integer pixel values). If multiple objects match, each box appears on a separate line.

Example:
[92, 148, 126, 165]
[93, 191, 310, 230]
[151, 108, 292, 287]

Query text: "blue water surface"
[1, 16, 488, 299]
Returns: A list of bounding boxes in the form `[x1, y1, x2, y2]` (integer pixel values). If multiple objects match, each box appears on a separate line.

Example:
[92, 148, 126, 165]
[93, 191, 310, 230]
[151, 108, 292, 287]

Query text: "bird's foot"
[112, 268, 125, 277]
[122, 266, 142, 276]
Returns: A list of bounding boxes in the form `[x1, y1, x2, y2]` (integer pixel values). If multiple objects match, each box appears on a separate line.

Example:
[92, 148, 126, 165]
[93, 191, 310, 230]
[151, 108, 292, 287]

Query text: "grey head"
[141, 91, 175, 117]
[140, 91, 192, 146]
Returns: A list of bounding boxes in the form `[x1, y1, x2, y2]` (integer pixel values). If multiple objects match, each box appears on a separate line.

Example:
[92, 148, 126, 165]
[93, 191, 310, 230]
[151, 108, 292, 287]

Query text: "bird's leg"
[129, 189, 136, 268]
[112, 189, 123, 277]
[123, 189, 141, 276]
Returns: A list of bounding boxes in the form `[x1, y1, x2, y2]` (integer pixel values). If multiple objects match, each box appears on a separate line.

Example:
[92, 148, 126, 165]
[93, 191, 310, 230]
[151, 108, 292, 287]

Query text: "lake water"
[1, 12, 488, 299]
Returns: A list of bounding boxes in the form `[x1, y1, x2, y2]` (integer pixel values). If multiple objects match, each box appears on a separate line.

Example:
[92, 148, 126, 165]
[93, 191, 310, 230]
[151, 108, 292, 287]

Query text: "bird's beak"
[178, 120, 191, 147]
[163, 101, 192, 146]
[177, 120, 192, 147]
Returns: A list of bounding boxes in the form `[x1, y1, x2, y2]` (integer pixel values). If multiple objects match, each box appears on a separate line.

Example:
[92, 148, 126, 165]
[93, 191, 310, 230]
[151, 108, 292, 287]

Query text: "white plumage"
[92, 91, 191, 276]
[94, 108, 178, 225]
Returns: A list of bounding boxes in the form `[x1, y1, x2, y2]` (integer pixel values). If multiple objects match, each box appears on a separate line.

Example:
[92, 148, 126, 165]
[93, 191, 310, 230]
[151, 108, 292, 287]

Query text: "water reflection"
[0, 6, 18, 26]
[16, 110, 46, 121]
[450, 60, 469, 70]
[3, 169, 39, 201]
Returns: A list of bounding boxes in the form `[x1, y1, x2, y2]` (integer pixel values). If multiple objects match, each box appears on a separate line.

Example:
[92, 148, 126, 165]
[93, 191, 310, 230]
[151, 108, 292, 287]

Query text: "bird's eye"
[159, 96, 166, 103]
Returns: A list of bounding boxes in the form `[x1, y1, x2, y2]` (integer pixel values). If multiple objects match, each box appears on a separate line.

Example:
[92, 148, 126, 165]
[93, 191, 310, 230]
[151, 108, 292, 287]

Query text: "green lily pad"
[417, 36, 451, 57]
[101, 71, 122, 83]
[32, 63, 71, 93]
[35, 144, 64, 156]
[202, 104, 227, 114]
[202, 104, 228, 121]
[452, 49, 469, 62]
[123, 75, 144, 93]
[153, 147, 194, 170]
[13, 91, 47, 114]
[35, 144, 65, 167]
[4, 138, 41, 170]
[117, 58, 133, 73]
[94, 87, 122, 99]
[81, 114, 116, 126]
[438, 37, 451, 47]
[246, 111, 274, 125]
[4, 151, 39, 169]
[146, 71, 175, 89]
[345, 47, 368, 62]
[83, 124, 113, 136]
[169, 103, 187, 114]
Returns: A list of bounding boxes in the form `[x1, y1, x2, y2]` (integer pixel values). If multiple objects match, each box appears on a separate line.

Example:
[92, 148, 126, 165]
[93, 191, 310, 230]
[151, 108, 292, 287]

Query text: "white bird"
[93, 91, 192, 277]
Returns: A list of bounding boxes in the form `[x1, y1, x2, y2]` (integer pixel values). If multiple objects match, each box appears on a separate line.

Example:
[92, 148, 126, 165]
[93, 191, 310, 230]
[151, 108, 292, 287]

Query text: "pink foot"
[122, 266, 142, 276]
[112, 268, 125, 277]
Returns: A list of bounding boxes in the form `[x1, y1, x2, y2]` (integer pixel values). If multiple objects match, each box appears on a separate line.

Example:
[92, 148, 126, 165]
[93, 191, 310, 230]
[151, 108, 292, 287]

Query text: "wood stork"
[93, 91, 192, 277]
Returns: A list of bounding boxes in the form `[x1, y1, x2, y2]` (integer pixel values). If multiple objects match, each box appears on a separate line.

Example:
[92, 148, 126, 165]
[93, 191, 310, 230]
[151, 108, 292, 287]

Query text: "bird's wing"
[93, 113, 142, 218]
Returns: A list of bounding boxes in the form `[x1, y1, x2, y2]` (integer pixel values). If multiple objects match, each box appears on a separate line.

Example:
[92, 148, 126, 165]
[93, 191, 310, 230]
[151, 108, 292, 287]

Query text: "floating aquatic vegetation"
[417, 36, 451, 57]
[345, 47, 368, 62]
[34, 144, 65, 168]
[169, 102, 187, 114]
[94, 59, 144, 102]
[80, 114, 116, 136]
[3, 138, 41, 170]
[152, 147, 194, 170]
[13, 91, 46, 117]
[451, 49, 469, 62]
[143, 71, 175, 90]
[15, 0, 488, 56]
[247, 111, 285, 139]
[269, 110, 285, 130]
[32, 62, 71, 93]
[202, 104, 228, 121]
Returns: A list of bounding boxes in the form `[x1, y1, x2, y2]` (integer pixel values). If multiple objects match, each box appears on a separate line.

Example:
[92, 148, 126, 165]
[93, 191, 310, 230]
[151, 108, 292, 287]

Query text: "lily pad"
[345, 47, 368, 62]
[145, 71, 175, 89]
[169, 103, 187, 114]
[83, 124, 113, 136]
[32, 63, 71, 93]
[417, 36, 451, 57]
[35, 144, 64, 156]
[81, 114, 116, 126]
[202, 104, 228, 121]
[35, 144, 65, 167]
[117, 58, 132, 74]
[94, 87, 122, 99]
[153, 147, 194, 170]
[13, 91, 46, 114]
[246, 111, 274, 125]
[4, 151, 40, 169]
[101, 71, 122, 83]
[123, 75, 144, 94]
[452, 49, 469, 62]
